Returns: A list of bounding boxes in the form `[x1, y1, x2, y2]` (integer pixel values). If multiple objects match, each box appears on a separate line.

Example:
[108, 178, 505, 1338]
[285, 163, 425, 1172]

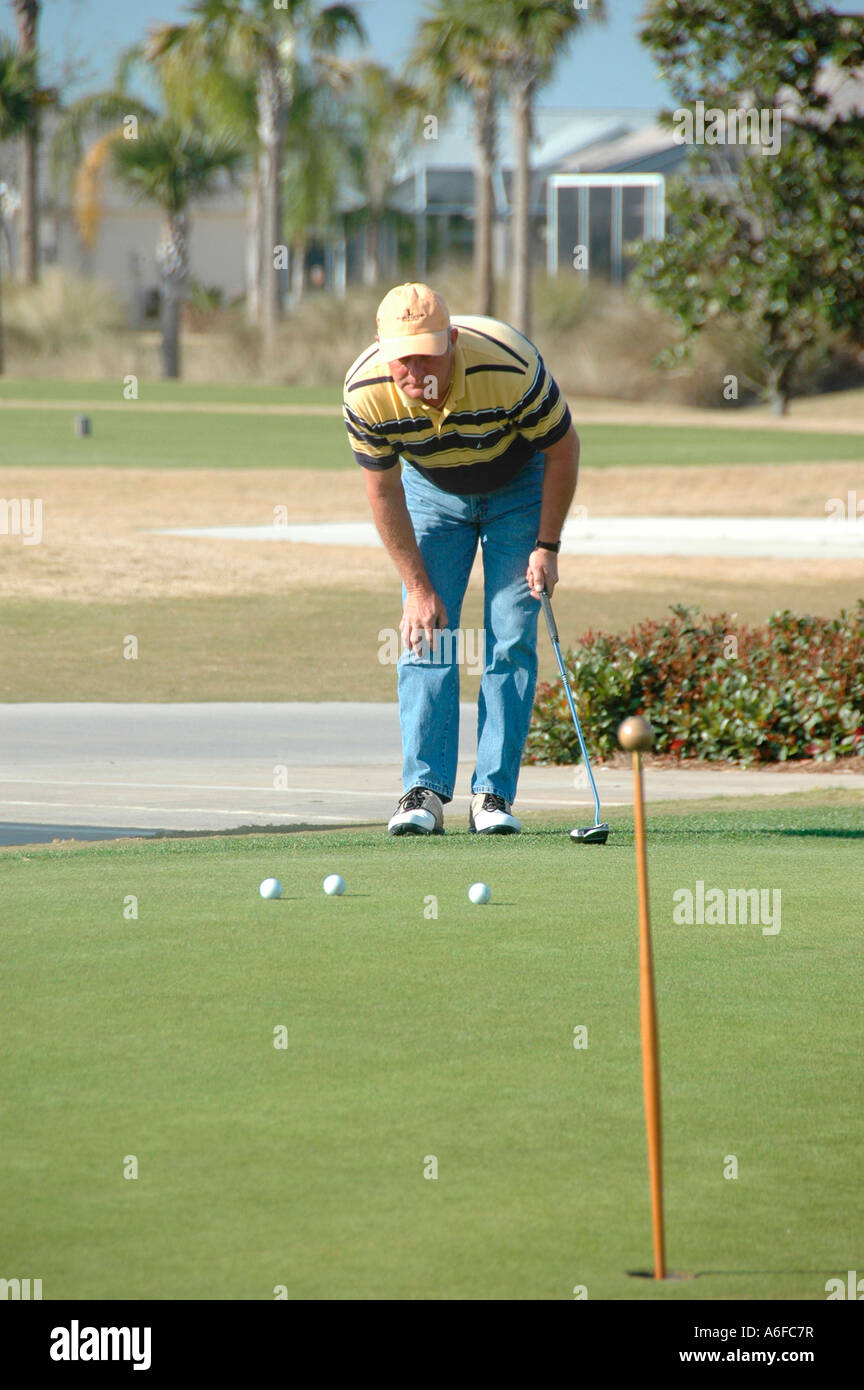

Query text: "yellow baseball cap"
[376, 283, 451, 360]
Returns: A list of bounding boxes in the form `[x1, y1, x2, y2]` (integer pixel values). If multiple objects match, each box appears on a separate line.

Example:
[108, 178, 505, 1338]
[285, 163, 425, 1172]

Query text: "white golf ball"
[468, 882, 491, 905]
[259, 877, 282, 900]
[323, 874, 346, 897]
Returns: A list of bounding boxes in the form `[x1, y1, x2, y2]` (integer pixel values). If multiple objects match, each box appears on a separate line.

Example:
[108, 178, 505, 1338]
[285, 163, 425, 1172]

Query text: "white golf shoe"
[388, 787, 445, 836]
[469, 793, 521, 835]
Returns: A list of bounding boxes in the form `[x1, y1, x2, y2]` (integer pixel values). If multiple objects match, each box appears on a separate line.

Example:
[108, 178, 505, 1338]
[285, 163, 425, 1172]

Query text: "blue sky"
[3, 0, 675, 111]
[5, 0, 863, 112]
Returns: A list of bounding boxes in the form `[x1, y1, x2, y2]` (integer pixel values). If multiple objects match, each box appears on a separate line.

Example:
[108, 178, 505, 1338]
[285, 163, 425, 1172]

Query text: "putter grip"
[539, 588, 560, 644]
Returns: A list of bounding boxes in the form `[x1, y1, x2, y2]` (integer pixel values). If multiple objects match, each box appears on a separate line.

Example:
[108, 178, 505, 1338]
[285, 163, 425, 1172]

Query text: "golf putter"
[538, 588, 610, 844]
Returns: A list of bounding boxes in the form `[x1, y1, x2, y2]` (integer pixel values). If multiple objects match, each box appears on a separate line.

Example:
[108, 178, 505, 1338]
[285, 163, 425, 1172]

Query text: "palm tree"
[343, 61, 426, 288]
[136, 36, 263, 322]
[11, 0, 40, 283]
[281, 60, 351, 301]
[148, 0, 365, 347]
[56, 41, 262, 319]
[0, 35, 39, 369]
[51, 86, 156, 273]
[111, 119, 243, 377]
[412, 1, 505, 316]
[497, 0, 605, 336]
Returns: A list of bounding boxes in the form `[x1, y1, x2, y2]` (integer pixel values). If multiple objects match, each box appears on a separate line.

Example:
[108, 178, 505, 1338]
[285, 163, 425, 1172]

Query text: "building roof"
[394, 102, 661, 177]
[559, 121, 686, 175]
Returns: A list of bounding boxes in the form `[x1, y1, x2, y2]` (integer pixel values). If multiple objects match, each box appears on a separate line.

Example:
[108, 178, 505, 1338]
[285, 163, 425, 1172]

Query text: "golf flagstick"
[619, 716, 666, 1280]
[538, 587, 609, 844]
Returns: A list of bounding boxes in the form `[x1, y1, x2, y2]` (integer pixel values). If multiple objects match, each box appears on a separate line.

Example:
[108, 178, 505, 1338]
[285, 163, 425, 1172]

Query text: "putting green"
[1, 800, 859, 1300]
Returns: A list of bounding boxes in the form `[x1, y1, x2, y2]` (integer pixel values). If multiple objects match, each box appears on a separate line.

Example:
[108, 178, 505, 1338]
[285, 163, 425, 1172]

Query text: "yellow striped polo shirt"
[342, 314, 572, 495]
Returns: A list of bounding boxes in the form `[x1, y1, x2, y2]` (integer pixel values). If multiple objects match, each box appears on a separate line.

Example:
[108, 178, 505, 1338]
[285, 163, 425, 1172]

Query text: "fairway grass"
[3, 405, 863, 470]
[1, 801, 860, 1301]
[0, 380, 339, 406]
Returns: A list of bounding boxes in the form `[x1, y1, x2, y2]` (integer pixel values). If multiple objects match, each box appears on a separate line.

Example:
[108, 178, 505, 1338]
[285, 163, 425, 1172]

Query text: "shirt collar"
[441, 340, 466, 415]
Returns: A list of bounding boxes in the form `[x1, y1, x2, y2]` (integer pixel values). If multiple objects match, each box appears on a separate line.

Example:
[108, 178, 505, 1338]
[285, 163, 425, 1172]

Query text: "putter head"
[570, 823, 610, 845]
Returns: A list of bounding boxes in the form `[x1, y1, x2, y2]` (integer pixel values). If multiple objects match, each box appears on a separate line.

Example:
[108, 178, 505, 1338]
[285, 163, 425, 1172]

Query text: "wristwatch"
[534, 539, 561, 553]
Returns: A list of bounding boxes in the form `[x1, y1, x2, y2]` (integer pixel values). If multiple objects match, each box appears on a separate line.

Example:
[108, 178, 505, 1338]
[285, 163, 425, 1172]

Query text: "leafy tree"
[635, 0, 864, 414]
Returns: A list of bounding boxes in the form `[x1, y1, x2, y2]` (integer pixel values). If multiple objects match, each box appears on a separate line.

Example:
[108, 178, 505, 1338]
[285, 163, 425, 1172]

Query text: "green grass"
[0, 592, 446, 703]
[6, 575, 864, 703]
[578, 424, 863, 468]
[1, 400, 862, 470]
[1, 800, 860, 1300]
[0, 379, 339, 406]
[0, 408, 351, 470]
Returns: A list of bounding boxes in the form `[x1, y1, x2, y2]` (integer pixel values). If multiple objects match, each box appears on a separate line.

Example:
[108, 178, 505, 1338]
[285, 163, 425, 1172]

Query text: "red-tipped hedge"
[526, 603, 864, 766]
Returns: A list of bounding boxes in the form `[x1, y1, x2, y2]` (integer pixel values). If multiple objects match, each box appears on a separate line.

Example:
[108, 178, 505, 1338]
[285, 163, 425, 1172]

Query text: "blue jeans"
[398, 453, 545, 805]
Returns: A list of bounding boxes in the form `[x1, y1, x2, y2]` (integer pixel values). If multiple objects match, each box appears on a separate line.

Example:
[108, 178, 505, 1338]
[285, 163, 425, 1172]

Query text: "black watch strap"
[535, 539, 561, 553]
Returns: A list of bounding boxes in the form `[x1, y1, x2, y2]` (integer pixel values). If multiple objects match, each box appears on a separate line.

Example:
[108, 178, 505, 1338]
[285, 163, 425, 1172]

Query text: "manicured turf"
[1, 800, 860, 1300]
[0, 380, 339, 406]
[2, 402, 862, 470]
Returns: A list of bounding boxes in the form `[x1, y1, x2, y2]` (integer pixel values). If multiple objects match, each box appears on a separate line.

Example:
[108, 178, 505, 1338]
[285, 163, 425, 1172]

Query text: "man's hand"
[527, 547, 559, 599]
[527, 425, 578, 600]
[401, 585, 448, 656]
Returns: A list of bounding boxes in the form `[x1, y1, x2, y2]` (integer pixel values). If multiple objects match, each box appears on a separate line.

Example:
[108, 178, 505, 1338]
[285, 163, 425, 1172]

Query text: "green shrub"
[526, 602, 864, 766]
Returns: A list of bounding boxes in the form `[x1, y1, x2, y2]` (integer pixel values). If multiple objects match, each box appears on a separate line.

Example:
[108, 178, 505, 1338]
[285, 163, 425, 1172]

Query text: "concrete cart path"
[2, 703, 861, 846]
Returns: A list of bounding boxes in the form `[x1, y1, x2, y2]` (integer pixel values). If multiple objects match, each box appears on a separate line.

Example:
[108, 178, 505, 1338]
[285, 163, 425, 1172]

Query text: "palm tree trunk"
[261, 139, 279, 342]
[291, 234, 307, 302]
[20, 116, 39, 284]
[474, 86, 496, 317]
[363, 218, 379, 287]
[0, 255, 5, 375]
[161, 275, 181, 379]
[258, 53, 285, 346]
[510, 77, 533, 336]
[246, 169, 263, 325]
[157, 212, 187, 380]
[14, 0, 40, 285]
[0, 206, 11, 372]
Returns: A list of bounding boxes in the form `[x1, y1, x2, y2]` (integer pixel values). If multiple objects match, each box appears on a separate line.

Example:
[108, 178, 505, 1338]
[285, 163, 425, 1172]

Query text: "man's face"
[385, 328, 458, 403]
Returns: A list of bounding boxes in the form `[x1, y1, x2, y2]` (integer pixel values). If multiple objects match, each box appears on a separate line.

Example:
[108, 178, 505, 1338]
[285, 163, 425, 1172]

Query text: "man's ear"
[450, 328, 458, 347]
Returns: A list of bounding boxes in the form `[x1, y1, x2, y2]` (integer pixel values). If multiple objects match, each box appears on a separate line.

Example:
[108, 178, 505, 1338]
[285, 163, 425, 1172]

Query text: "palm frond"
[308, 3, 368, 52]
[110, 118, 244, 216]
[50, 91, 156, 201]
[73, 131, 119, 250]
[0, 37, 38, 137]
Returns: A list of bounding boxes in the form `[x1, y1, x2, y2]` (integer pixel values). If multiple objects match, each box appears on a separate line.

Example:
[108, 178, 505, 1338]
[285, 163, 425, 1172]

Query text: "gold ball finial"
[618, 716, 654, 752]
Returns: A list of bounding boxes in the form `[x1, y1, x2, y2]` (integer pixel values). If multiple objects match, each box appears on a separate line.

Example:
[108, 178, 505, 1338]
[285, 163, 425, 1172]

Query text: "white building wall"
[50, 205, 247, 311]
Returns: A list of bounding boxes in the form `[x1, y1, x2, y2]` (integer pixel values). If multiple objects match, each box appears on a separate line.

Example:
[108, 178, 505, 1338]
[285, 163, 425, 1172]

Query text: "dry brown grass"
[8, 267, 862, 407]
[576, 461, 864, 514]
[0, 467, 378, 601]
[2, 463, 861, 611]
